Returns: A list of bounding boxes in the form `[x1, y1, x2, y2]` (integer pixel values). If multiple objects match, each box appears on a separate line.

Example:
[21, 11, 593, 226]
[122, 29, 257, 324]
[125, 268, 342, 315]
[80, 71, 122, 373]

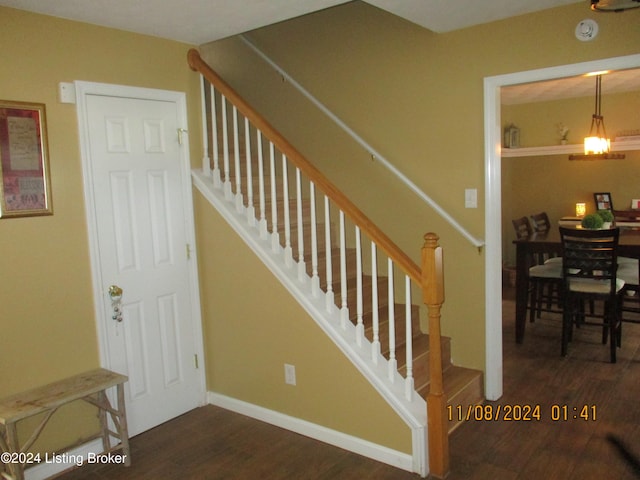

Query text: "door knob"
[108, 285, 123, 299]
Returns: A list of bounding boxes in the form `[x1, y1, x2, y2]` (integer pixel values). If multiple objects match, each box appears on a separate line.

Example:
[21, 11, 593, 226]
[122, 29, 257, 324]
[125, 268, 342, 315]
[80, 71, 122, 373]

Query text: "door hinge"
[186, 243, 192, 260]
[194, 354, 199, 369]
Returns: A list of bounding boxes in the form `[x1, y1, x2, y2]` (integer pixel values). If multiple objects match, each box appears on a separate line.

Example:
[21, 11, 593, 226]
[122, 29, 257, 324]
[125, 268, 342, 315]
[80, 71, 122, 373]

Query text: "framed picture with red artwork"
[0, 100, 52, 218]
[594, 192, 613, 212]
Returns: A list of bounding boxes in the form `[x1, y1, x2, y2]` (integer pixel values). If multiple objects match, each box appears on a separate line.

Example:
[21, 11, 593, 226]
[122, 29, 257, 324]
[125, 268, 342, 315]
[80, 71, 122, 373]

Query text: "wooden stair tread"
[414, 365, 483, 434]
[415, 365, 483, 403]
[211, 124, 486, 440]
[444, 366, 484, 433]
[443, 366, 483, 400]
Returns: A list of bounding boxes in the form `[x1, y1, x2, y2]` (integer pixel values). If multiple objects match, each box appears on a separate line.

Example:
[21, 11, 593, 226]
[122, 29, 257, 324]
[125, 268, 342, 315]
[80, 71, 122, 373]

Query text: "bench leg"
[3, 423, 23, 480]
[116, 383, 131, 466]
[97, 391, 111, 453]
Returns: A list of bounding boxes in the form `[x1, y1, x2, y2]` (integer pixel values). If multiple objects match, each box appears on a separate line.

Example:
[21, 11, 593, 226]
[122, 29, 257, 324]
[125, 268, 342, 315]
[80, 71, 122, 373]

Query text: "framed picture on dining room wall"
[0, 100, 52, 218]
[594, 192, 613, 211]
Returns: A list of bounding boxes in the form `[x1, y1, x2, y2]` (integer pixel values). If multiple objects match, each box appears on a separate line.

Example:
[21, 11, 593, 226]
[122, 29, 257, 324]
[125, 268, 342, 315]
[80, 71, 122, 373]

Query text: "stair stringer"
[193, 169, 429, 477]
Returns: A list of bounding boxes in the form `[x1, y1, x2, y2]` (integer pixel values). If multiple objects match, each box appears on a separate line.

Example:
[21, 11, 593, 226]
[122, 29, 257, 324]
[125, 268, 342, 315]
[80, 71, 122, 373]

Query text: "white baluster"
[256, 131, 268, 239]
[310, 182, 320, 297]
[355, 226, 364, 346]
[199, 76, 211, 177]
[371, 242, 380, 363]
[296, 168, 306, 281]
[211, 85, 221, 187]
[388, 259, 396, 383]
[340, 211, 349, 329]
[244, 118, 255, 226]
[221, 94, 232, 200]
[282, 154, 292, 266]
[324, 196, 334, 312]
[232, 106, 243, 212]
[269, 142, 279, 252]
[405, 275, 414, 401]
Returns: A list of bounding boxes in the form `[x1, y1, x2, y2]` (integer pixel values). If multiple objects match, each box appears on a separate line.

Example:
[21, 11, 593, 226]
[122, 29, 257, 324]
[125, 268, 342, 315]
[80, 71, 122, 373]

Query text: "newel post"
[422, 232, 449, 479]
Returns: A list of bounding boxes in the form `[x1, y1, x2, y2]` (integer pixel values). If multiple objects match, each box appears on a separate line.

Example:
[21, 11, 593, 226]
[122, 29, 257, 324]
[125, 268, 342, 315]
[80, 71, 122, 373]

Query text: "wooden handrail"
[188, 48, 421, 285]
[190, 48, 450, 477]
[422, 232, 449, 479]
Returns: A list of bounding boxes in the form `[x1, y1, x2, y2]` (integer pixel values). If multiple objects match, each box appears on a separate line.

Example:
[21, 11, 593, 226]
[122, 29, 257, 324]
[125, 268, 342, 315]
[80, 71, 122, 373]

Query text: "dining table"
[512, 226, 640, 343]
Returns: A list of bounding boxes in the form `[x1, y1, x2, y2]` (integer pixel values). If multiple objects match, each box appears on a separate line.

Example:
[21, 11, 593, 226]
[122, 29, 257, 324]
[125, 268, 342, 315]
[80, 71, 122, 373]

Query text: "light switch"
[465, 188, 478, 208]
[58, 82, 76, 104]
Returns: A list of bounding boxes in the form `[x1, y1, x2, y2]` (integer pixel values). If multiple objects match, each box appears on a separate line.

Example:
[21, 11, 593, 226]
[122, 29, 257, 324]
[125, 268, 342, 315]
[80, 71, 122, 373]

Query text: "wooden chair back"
[530, 212, 551, 234]
[559, 226, 621, 362]
[559, 226, 619, 291]
[512, 216, 532, 240]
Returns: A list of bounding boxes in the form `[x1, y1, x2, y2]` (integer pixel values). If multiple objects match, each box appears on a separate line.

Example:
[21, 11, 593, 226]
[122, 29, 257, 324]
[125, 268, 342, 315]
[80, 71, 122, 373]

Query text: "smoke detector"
[575, 19, 599, 41]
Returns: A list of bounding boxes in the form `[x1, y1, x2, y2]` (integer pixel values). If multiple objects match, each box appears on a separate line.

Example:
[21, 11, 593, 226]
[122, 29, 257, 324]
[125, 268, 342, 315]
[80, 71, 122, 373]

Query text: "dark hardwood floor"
[53, 404, 420, 480]
[448, 288, 640, 480]
[56, 288, 640, 479]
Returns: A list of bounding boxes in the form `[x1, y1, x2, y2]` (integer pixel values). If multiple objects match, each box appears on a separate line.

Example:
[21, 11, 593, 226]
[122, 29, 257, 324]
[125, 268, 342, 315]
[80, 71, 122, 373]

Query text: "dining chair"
[531, 212, 557, 257]
[592, 194, 639, 264]
[530, 211, 551, 234]
[512, 216, 562, 322]
[618, 257, 640, 327]
[559, 226, 624, 363]
[530, 210, 564, 303]
[512, 216, 532, 240]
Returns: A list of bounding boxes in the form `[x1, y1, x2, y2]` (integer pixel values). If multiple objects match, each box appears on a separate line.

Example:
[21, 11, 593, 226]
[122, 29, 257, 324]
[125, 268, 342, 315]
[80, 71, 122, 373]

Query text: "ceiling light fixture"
[591, 0, 640, 12]
[569, 74, 625, 160]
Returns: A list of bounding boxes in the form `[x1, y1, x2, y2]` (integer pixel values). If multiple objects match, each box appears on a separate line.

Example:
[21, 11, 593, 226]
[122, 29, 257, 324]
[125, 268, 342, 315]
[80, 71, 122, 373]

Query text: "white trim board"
[24, 439, 104, 480]
[207, 392, 415, 474]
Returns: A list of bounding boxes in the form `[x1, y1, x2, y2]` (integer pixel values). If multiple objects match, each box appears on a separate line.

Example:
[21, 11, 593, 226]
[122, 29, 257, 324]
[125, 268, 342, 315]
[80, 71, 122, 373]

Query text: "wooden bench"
[0, 368, 130, 480]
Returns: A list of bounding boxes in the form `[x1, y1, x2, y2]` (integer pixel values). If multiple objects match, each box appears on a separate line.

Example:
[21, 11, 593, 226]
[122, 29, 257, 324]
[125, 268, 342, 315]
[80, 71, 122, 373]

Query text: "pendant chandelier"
[591, 0, 640, 12]
[569, 74, 625, 160]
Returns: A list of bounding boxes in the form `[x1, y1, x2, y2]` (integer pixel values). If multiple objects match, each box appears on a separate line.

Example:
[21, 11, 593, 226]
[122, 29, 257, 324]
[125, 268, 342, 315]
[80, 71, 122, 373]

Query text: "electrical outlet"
[284, 364, 296, 386]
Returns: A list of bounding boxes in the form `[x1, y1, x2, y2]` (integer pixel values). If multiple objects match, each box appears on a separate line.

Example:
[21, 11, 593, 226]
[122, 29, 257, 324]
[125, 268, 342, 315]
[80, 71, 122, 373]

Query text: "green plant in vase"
[581, 213, 604, 229]
[597, 209, 614, 228]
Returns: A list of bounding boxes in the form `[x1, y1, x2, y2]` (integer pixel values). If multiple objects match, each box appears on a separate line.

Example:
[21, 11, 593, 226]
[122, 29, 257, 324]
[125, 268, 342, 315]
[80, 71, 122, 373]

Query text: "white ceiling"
[503, 69, 640, 105]
[0, 0, 583, 44]
[3, 0, 638, 103]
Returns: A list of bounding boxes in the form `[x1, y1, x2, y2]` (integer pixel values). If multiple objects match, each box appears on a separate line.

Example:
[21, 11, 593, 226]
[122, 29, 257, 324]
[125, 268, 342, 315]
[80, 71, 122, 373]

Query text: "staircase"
[188, 49, 483, 478]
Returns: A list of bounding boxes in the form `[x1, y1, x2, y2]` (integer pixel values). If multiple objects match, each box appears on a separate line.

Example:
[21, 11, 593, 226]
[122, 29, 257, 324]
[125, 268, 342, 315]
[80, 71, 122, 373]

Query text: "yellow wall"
[194, 194, 410, 452]
[0, 6, 201, 452]
[3, 0, 639, 463]
[200, 1, 640, 371]
[0, 5, 410, 457]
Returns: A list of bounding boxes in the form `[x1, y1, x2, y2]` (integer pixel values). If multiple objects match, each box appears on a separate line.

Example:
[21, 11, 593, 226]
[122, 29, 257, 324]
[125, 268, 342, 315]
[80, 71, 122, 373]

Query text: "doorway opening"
[483, 53, 640, 401]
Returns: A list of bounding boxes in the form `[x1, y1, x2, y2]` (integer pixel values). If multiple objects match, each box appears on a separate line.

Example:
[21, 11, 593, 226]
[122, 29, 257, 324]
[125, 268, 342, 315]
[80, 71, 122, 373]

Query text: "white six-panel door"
[76, 83, 204, 436]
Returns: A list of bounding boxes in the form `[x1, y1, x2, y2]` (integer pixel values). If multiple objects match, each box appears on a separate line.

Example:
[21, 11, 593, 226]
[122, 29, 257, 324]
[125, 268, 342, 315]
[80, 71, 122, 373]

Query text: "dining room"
[501, 68, 640, 271]
[492, 69, 640, 476]
[500, 68, 640, 361]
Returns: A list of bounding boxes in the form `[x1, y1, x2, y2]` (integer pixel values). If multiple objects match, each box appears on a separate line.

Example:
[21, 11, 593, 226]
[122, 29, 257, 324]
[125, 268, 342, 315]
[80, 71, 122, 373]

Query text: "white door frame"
[75, 81, 206, 402]
[484, 53, 640, 400]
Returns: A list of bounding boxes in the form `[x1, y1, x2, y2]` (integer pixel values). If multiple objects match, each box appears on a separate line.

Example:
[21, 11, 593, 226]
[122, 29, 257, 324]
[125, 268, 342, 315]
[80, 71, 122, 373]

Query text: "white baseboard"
[207, 391, 414, 474]
[16, 393, 414, 479]
[17, 394, 413, 479]
[23, 439, 104, 480]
